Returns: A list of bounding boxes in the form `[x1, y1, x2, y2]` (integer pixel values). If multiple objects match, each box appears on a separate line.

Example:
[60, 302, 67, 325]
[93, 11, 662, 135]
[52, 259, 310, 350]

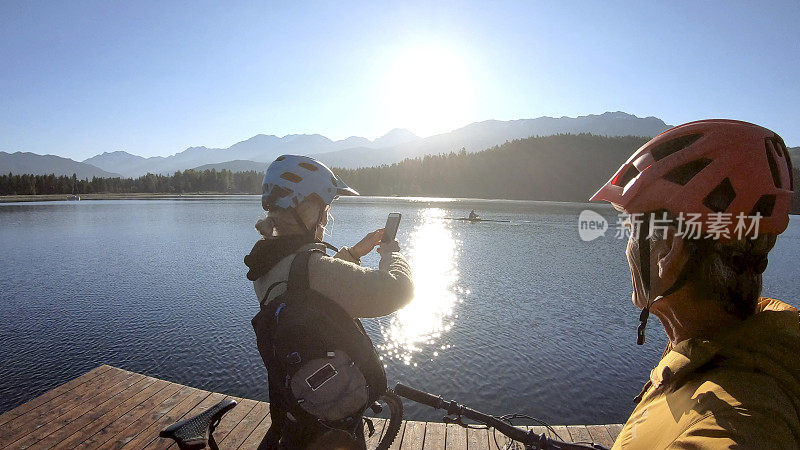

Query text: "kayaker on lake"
[244, 154, 413, 449]
[591, 120, 799, 448]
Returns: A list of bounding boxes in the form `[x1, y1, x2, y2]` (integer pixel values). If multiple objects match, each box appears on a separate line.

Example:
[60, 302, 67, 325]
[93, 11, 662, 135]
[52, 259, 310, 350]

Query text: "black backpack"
[251, 249, 387, 440]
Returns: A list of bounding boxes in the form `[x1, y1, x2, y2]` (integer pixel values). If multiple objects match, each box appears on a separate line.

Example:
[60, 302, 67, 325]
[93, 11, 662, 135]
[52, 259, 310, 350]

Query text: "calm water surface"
[1, 196, 798, 424]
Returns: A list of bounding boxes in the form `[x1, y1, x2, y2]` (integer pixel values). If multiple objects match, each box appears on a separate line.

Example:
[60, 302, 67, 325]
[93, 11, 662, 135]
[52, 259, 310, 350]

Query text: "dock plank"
[0, 365, 113, 427]
[587, 424, 615, 448]
[550, 425, 571, 443]
[466, 426, 490, 450]
[422, 422, 445, 449]
[606, 423, 624, 442]
[83, 384, 196, 450]
[566, 425, 593, 444]
[219, 401, 270, 449]
[65, 381, 182, 449]
[399, 420, 425, 450]
[19, 376, 159, 449]
[2, 365, 625, 449]
[102, 387, 210, 449]
[445, 423, 467, 449]
[0, 368, 137, 447]
[237, 412, 272, 449]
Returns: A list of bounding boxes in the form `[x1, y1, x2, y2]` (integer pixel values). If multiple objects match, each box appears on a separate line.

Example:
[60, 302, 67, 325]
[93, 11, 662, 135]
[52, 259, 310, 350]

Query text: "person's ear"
[655, 227, 689, 283]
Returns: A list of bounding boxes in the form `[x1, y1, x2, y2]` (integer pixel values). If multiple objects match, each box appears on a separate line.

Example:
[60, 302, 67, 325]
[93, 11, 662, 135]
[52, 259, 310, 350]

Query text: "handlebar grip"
[394, 383, 442, 409]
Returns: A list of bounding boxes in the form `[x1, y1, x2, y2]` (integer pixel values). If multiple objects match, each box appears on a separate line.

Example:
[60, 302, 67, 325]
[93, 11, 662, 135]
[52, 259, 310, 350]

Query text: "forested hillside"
[0, 170, 263, 195]
[336, 134, 800, 210]
[336, 134, 649, 201]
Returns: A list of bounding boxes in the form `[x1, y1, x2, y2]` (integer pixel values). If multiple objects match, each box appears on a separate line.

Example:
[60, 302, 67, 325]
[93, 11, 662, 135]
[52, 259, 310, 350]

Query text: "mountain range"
[312, 111, 672, 169]
[1, 112, 673, 178]
[0, 152, 120, 178]
[81, 127, 422, 177]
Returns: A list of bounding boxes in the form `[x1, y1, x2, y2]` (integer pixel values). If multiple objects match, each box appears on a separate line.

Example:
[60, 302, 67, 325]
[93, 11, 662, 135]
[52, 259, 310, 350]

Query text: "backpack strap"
[255, 249, 323, 447]
[287, 249, 324, 292]
[288, 249, 370, 339]
[260, 281, 286, 308]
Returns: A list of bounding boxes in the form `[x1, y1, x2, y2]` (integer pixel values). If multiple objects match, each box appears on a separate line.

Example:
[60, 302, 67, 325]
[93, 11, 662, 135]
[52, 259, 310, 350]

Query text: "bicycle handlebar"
[393, 383, 444, 410]
[394, 383, 606, 450]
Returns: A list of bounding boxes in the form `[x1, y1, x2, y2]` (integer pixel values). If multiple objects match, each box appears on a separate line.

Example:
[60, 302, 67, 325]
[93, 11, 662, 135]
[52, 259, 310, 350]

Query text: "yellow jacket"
[613, 298, 800, 449]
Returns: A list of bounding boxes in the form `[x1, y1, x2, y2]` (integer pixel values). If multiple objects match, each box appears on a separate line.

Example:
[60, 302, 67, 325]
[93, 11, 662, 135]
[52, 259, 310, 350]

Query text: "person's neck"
[649, 289, 742, 346]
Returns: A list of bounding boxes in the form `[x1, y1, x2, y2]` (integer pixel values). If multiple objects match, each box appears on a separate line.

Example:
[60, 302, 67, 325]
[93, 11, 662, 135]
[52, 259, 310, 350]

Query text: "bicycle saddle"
[160, 398, 237, 450]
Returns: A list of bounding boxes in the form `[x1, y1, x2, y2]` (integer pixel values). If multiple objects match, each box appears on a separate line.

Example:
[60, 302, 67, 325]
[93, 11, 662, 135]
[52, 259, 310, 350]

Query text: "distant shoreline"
[0, 192, 253, 203]
[2, 193, 798, 215]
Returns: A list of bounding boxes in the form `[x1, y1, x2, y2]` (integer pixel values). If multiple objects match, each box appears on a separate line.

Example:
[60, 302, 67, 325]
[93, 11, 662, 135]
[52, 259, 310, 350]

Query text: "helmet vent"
[650, 134, 703, 161]
[764, 138, 788, 188]
[613, 165, 640, 188]
[775, 136, 795, 190]
[750, 194, 776, 217]
[262, 186, 293, 209]
[298, 162, 318, 171]
[662, 158, 712, 185]
[778, 137, 794, 191]
[280, 172, 303, 183]
[765, 139, 783, 188]
[702, 177, 736, 213]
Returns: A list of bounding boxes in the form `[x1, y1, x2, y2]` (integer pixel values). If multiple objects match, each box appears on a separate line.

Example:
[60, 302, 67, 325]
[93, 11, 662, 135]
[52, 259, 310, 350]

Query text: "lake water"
[1, 196, 798, 425]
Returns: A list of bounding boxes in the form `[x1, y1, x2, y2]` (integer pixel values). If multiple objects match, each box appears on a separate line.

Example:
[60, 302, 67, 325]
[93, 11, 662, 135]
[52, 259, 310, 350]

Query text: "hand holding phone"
[350, 229, 384, 258]
[382, 213, 402, 243]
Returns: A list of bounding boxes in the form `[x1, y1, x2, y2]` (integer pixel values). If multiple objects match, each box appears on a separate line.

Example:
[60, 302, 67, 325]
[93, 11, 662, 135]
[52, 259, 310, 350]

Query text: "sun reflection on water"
[377, 208, 464, 366]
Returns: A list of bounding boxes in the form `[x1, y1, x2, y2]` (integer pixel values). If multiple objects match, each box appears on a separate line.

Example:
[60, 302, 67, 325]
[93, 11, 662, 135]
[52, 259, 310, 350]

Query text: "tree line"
[0, 169, 264, 195]
[336, 134, 650, 202]
[3, 133, 798, 213]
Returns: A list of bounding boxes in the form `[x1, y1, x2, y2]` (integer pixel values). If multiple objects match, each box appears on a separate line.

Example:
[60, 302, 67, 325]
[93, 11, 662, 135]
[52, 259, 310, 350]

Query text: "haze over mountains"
[5, 112, 674, 177]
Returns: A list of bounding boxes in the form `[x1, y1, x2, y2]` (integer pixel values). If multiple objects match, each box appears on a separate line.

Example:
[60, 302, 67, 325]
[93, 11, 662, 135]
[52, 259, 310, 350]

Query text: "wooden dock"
[0, 365, 622, 449]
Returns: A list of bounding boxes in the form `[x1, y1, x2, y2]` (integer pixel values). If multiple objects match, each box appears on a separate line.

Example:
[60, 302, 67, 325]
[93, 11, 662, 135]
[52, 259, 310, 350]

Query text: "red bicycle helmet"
[591, 119, 794, 237]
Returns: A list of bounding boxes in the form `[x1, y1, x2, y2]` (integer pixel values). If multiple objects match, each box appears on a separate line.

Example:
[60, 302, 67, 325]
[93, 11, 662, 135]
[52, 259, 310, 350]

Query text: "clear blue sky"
[2, 1, 799, 160]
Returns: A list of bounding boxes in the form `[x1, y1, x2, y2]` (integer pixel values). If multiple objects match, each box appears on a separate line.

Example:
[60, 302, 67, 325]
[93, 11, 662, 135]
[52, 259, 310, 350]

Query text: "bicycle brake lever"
[442, 415, 467, 428]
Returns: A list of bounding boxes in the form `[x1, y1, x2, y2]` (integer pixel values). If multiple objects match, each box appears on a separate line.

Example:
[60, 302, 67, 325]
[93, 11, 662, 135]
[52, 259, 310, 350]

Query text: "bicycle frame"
[394, 383, 608, 450]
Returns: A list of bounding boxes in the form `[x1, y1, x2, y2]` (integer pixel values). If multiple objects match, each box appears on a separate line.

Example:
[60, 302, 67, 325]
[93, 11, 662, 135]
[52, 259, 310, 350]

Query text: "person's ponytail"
[687, 234, 776, 319]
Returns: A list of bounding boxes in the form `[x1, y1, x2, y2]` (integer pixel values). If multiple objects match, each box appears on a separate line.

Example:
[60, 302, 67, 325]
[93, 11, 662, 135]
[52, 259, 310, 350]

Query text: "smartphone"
[382, 213, 402, 243]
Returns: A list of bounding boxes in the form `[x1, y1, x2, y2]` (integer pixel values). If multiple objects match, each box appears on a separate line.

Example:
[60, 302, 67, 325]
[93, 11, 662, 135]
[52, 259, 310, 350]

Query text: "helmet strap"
[637, 219, 651, 345]
[290, 208, 314, 239]
[636, 214, 690, 345]
[288, 206, 340, 254]
[290, 205, 330, 243]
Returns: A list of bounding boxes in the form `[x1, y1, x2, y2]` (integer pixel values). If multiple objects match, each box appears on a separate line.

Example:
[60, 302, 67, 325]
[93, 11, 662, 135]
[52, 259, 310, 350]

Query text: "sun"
[379, 45, 475, 137]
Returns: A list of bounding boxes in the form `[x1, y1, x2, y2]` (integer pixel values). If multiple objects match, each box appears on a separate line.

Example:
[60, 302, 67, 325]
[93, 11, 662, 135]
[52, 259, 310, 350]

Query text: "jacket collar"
[649, 297, 799, 390]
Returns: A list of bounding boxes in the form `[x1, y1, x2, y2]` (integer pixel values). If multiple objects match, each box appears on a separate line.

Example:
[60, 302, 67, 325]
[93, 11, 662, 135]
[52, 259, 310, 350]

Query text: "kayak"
[443, 217, 511, 223]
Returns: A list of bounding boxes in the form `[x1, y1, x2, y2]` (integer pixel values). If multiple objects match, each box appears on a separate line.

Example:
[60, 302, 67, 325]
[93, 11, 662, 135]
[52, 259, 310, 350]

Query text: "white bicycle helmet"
[261, 155, 359, 211]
